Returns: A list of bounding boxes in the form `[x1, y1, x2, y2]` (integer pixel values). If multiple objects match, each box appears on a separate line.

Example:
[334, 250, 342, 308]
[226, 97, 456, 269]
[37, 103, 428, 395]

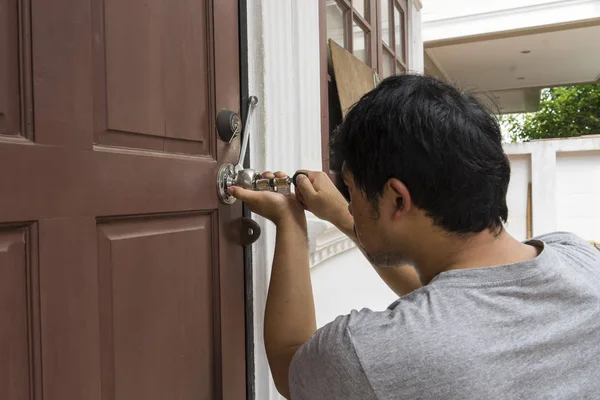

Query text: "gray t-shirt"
[289, 232, 600, 399]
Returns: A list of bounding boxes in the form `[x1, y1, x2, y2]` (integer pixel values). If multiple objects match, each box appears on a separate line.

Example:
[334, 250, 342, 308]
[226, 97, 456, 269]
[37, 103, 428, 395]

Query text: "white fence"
[505, 136, 600, 242]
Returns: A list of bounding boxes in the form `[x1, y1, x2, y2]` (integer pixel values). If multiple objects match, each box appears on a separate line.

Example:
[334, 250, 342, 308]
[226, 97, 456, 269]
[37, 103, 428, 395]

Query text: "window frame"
[377, 0, 408, 77]
[326, 0, 378, 69]
[319, 0, 409, 172]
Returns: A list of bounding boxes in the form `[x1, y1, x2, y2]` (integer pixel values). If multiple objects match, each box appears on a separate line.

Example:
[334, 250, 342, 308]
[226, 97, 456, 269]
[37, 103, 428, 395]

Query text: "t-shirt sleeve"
[534, 231, 600, 273]
[288, 314, 377, 400]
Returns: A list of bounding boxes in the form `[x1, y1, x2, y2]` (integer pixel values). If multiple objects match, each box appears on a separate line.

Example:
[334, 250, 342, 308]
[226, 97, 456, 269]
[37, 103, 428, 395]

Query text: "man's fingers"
[274, 171, 287, 178]
[294, 172, 317, 199]
[261, 171, 275, 179]
[297, 169, 324, 184]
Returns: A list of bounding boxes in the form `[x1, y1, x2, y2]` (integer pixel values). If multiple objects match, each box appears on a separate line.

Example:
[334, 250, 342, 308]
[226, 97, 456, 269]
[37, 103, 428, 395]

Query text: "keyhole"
[248, 228, 254, 236]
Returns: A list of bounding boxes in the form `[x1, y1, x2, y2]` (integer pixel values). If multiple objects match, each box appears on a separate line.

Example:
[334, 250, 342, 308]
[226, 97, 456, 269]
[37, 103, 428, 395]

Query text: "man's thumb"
[294, 173, 317, 199]
[228, 186, 257, 203]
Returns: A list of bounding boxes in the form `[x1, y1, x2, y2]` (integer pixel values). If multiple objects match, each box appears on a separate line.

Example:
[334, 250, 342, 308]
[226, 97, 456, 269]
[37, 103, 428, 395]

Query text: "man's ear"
[387, 178, 412, 218]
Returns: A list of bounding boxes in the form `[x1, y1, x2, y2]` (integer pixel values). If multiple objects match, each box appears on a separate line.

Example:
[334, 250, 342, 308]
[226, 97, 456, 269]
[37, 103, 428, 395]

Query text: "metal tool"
[245, 172, 309, 195]
[216, 96, 307, 204]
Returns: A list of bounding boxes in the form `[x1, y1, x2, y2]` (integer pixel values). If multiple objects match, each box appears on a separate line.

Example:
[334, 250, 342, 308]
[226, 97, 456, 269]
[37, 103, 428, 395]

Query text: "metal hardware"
[241, 217, 261, 246]
[236, 96, 259, 170]
[249, 172, 309, 196]
[216, 109, 242, 143]
[216, 96, 259, 204]
[215, 97, 308, 205]
[217, 164, 237, 205]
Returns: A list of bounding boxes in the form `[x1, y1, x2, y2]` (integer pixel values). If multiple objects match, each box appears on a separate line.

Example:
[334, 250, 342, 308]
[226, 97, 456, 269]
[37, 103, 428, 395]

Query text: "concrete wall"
[311, 249, 397, 328]
[505, 155, 532, 241]
[556, 151, 600, 241]
[504, 138, 600, 242]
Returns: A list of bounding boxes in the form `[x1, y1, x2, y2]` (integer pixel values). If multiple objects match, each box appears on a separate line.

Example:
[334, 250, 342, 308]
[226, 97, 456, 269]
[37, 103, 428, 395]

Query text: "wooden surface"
[329, 39, 376, 117]
[0, 0, 247, 398]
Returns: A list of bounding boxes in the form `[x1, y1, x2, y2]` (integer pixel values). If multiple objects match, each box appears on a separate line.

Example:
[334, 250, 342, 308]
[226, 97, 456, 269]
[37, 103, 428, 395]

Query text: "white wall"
[556, 151, 600, 241]
[311, 249, 397, 328]
[504, 138, 600, 243]
[505, 155, 531, 241]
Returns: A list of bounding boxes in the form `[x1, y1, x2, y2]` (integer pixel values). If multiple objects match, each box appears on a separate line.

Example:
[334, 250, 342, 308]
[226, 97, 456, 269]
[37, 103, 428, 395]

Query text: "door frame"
[238, 0, 256, 399]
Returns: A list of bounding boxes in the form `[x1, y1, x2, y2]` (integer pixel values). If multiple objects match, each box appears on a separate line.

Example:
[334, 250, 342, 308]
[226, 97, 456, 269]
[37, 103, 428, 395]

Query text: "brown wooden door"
[0, 0, 246, 399]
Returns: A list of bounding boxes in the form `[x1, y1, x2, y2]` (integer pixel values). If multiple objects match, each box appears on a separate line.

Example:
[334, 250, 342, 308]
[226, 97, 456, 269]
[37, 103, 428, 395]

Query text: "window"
[380, 0, 408, 77]
[320, 0, 409, 171]
[326, 0, 377, 68]
[325, 0, 408, 77]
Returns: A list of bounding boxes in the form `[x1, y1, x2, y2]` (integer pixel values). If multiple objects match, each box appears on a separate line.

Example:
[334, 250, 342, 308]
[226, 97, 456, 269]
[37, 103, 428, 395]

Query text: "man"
[228, 75, 600, 399]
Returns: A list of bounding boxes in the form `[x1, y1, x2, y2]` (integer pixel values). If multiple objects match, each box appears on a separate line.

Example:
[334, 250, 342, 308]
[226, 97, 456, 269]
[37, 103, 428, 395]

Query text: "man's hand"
[294, 170, 353, 232]
[228, 171, 305, 226]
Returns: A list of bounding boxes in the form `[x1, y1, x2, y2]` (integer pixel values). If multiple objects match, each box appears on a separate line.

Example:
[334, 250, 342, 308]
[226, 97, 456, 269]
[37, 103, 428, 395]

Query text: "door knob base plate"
[217, 163, 237, 204]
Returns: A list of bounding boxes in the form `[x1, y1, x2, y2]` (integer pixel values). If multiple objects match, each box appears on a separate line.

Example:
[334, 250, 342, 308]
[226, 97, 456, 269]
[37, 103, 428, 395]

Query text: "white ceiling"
[427, 25, 600, 93]
[422, 0, 555, 22]
[474, 88, 541, 114]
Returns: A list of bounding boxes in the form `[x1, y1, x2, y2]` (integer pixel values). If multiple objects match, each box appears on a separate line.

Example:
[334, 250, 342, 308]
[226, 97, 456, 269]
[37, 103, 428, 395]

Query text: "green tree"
[501, 84, 600, 142]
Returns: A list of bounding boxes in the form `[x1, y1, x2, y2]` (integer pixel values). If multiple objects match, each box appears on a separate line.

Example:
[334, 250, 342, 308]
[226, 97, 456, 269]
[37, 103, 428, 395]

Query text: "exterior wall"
[504, 137, 600, 243]
[311, 249, 397, 327]
[246, 1, 423, 398]
[556, 151, 600, 241]
[505, 155, 531, 241]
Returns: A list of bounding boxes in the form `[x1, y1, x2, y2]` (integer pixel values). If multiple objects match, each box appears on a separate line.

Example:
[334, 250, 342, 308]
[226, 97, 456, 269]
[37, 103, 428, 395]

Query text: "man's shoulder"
[531, 231, 600, 265]
[530, 231, 600, 252]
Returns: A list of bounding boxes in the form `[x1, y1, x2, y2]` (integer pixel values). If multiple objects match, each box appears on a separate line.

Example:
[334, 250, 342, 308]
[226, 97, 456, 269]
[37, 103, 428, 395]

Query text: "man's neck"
[414, 229, 540, 285]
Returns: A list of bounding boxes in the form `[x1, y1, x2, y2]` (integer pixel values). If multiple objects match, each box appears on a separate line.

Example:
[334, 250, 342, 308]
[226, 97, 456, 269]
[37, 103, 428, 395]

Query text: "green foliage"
[500, 84, 600, 142]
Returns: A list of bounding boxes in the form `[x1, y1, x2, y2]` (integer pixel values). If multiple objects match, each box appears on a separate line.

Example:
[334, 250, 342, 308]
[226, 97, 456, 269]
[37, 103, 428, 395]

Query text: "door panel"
[0, 0, 20, 136]
[96, 0, 211, 155]
[0, 0, 246, 398]
[97, 215, 216, 400]
[0, 227, 31, 400]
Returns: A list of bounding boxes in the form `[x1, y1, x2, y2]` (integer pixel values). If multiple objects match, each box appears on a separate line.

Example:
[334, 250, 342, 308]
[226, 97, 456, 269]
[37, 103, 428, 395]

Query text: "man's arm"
[229, 176, 316, 399]
[264, 212, 316, 399]
[295, 171, 422, 297]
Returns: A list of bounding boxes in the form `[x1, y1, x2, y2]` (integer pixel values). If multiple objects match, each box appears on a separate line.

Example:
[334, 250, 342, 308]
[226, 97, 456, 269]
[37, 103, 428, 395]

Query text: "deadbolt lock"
[216, 109, 242, 143]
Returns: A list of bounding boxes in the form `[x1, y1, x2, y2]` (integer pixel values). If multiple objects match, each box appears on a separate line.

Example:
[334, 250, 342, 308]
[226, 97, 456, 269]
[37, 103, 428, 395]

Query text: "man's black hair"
[330, 74, 510, 234]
